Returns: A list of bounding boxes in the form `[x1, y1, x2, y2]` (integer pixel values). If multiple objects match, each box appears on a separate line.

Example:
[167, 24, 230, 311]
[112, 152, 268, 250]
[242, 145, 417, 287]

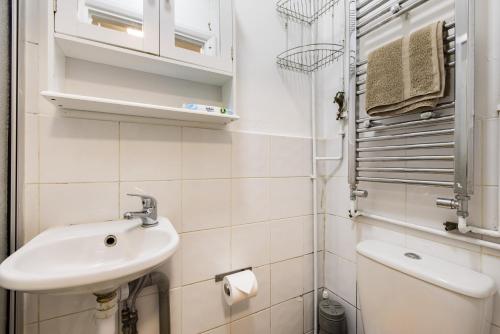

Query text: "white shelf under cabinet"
[54, 33, 233, 86]
[41, 91, 239, 124]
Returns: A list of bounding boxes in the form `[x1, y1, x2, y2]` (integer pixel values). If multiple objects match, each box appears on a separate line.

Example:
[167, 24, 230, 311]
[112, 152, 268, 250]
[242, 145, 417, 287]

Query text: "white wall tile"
[231, 309, 271, 334]
[469, 185, 484, 227]
[270, 217, 305, 263]
[182, 228, 231, 285]
[23, 184, 39, 244]
[25, 114, 39, 183]
[231, 222, 270, 269]
[24, 43, 39, 114]
[269, 177, 312, 220]
[269, 136, 311, 177]
[136, 292, 160, 334]
[231, 178, 269, 225]
[182, 179, 231, 232]
[325, 215, 357, 262]
[182, 127, 231, 179]
[482, 186, 499, 230]
[203, 325, 230, 334]
[270, 297, 304, 334]
[182, 280, 230, 334]
[39, 294, 95, 321]
[39, 310, 96, 334]
[39, 183, 119, 230]
[120, 180, 182, 232]
[482, 118, 499, 186]
[357, 220, 406, 246]
[406, 185, 456, 229]
[170, 288, 182, 334]
[232, 132, 269, 178]
[120, 123, 182, 181]
[303, 252, 324, 293]
[24, 294, 38, 324]
[39, 116, 119, 183]
[271, 257, 303, 305]
[474, 119, 484, 187]
[357, 182, 406, 221]
[24, 1, 39, 44]
[324, 252, 357, 306]
[317, 136, 348, 178]
[303, 292, 314, 333]
[303, 214, 323, 254]
[231, 265, 271, 321]
[326, 177, 351, 219]
[24, 323, 38, 334]
[357, 309, 365, 334]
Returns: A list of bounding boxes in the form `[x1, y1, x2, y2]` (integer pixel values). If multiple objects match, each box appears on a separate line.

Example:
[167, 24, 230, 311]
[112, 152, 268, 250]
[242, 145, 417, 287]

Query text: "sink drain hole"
[104, 235, 117, 247]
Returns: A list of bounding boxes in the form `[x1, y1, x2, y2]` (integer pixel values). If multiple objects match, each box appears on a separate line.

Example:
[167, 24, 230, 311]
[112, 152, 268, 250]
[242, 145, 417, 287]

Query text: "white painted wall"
[228, 0, 312, 138]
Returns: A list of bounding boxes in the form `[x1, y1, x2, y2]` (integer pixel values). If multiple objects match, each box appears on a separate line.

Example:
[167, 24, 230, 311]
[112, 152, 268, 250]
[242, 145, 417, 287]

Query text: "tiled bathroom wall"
[319, 0, 500, 333]
[24, 120, 320, 334]
[21, 1, 322, 334]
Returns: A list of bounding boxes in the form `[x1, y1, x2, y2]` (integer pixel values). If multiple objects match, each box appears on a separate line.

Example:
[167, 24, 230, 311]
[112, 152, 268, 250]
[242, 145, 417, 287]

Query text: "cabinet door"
[160, 0, 233, 73]
[56, 0, 160, 54]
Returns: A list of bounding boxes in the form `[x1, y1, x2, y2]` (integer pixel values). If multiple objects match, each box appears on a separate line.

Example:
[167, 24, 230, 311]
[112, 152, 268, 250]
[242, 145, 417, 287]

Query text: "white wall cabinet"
[55, 0, 234, 74]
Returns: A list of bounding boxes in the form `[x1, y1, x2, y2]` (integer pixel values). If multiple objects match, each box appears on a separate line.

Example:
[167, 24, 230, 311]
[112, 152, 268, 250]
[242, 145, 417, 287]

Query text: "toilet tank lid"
[357, 240, 496, 299]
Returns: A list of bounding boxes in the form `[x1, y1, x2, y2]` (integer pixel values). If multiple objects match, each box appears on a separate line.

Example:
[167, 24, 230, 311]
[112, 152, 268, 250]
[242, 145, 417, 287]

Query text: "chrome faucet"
[123, 194, 158, 227]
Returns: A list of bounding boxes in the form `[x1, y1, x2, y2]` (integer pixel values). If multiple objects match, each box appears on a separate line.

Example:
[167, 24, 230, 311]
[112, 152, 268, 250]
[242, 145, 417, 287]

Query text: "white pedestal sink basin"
[0, 217, 179, 294]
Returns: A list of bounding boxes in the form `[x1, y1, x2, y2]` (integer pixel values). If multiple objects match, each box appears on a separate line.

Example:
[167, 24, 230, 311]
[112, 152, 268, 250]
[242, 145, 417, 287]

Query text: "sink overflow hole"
[104, 235, 117, 247]
[404, 252, 421, 260]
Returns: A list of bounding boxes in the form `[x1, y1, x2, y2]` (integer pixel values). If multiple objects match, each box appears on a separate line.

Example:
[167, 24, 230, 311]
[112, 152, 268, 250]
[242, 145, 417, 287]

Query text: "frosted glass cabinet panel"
[55, 0, 160, 54]
[55, 0, 233, 74]
[160, 0, 233, 73]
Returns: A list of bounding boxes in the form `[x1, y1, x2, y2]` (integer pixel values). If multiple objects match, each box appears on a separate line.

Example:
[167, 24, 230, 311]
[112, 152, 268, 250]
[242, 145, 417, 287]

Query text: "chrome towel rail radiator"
[347, 0, 475, 230]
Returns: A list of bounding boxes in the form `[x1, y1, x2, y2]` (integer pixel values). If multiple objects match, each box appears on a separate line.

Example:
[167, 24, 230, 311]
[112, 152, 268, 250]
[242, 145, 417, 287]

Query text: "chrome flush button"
[404, 252, 421, 260]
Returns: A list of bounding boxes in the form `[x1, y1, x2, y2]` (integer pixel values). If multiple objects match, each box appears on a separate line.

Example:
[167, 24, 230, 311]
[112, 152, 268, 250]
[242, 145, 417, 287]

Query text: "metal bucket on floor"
[318, 299, 347, 334]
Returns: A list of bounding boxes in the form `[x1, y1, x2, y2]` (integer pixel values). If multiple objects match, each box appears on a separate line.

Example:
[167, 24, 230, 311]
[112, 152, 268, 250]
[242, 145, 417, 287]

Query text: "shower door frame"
[9, 0, 25, 333]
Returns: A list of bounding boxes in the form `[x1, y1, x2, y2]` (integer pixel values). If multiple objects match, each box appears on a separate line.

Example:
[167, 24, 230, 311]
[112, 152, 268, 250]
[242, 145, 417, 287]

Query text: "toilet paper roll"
[223, 270, 258, 306]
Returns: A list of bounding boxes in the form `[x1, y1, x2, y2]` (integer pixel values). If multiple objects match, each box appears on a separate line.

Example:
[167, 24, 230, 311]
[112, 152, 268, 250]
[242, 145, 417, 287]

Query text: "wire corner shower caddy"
[277, 43, 344, 73]
[347, 0, 476, 232]
[276, 0, 344, 74]
[277, 0, 340, 24]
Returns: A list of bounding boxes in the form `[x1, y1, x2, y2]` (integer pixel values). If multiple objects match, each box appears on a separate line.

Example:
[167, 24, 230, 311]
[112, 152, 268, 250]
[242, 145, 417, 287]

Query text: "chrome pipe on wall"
[148, 272, 171, 334]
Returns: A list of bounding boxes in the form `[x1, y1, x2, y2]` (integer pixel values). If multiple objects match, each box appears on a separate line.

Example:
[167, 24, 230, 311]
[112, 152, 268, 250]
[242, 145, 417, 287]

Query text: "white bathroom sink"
[0, 217, 179, 294]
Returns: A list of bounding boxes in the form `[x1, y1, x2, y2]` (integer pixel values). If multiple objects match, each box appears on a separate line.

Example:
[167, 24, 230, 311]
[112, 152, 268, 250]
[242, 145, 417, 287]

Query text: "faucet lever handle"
[126, 193, 157, 209]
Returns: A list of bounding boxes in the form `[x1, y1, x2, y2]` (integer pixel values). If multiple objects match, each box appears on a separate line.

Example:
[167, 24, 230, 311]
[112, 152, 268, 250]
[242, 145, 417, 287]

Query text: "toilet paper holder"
[214, 267, 252, 282]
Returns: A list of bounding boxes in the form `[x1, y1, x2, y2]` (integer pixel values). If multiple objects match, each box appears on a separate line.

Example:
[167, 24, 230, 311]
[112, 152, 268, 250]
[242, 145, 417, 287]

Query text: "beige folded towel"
[365, 21, 445, 116]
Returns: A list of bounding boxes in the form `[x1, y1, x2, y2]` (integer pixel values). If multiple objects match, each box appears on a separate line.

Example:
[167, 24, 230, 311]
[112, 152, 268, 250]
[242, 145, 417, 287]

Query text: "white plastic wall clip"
[390, 4, 401, 14]
[456, 33, 468, 45]
[390, 1, 401, 14]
